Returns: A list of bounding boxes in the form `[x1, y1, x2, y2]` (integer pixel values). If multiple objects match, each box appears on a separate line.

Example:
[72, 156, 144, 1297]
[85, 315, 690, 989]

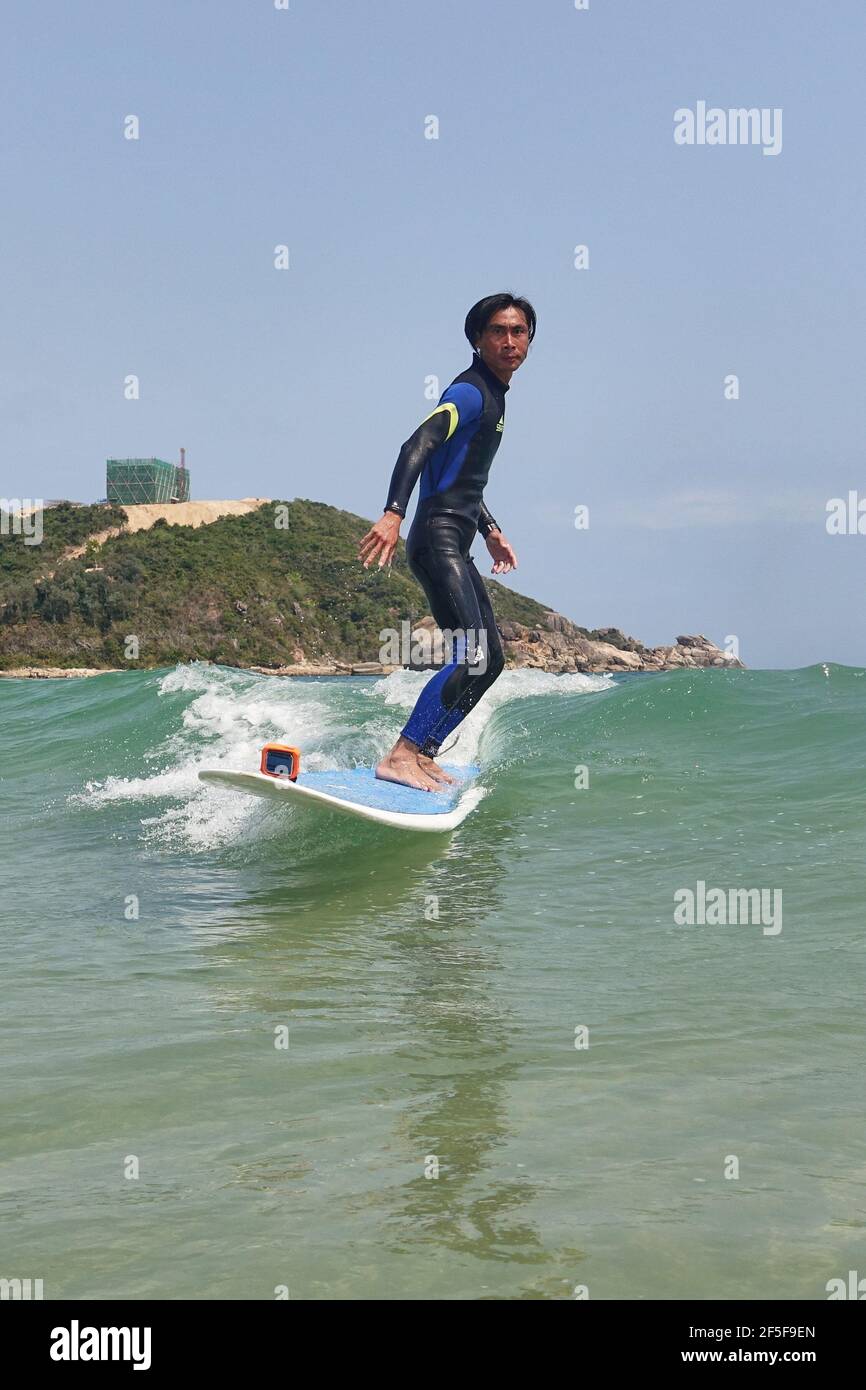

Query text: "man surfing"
[358, 292, 536, 791]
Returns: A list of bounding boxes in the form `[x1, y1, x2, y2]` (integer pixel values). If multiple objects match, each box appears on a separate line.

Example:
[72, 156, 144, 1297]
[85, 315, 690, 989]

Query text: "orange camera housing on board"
[260, 743, 301, 781]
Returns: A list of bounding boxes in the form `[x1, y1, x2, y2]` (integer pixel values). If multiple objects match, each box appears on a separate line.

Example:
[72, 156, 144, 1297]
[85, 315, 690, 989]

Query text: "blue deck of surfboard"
[293, 764, 478, 815]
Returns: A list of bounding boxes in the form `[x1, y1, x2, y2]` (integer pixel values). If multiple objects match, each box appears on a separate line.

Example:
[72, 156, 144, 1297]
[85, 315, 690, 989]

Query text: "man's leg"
[376, 533, 472, 789]
[377, 523, 504, 789]
[409, 556, 505, 756]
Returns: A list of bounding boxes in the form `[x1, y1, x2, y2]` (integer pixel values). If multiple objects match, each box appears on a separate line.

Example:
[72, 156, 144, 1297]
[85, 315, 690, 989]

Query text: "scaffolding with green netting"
[106, 459, 190, 505]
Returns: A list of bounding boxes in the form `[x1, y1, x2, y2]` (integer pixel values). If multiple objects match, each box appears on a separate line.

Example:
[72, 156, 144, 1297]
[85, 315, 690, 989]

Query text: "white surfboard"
[197, 764, 483, 832]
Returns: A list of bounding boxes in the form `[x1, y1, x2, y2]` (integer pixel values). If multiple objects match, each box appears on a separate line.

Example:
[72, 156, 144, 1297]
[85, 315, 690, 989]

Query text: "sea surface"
[1, 661, 864, 1301]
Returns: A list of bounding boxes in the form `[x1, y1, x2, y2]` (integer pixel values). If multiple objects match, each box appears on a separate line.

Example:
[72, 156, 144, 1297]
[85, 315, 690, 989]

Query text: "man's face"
[476, 307, 530, 381]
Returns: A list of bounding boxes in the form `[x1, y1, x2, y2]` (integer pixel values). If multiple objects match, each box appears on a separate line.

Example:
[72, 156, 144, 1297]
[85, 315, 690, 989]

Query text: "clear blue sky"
[2, 0, 863, 667]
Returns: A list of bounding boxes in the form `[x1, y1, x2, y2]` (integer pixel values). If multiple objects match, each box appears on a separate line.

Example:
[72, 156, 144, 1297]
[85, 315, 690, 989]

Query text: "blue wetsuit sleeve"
[384, 383, 483, 519]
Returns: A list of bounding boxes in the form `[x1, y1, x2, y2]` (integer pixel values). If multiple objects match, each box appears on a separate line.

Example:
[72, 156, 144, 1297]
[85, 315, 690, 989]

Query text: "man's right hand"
[358, 512, 402, 569]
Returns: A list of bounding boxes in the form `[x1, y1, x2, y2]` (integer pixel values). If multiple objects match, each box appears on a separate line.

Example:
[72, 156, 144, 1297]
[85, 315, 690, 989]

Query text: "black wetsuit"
[383, 353, 509, 756]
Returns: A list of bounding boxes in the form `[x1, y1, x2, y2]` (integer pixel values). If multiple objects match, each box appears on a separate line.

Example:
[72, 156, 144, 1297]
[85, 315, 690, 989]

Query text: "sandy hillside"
[62, 499, 273, 557]
[111, 498, 272, 532]
[9, 498, 274, 572]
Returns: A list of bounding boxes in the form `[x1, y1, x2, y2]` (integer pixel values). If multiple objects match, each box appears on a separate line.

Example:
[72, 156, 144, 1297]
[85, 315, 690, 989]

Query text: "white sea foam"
[71, 662, 613, 850]
[371, 666, 612, 765]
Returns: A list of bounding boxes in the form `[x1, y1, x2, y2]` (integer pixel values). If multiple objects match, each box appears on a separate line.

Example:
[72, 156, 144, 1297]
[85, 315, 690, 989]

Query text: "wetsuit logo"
[496, 416, 504, 432]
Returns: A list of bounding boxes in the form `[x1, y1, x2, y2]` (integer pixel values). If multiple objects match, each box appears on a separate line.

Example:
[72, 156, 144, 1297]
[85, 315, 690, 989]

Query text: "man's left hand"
[485, 529, 517, 574]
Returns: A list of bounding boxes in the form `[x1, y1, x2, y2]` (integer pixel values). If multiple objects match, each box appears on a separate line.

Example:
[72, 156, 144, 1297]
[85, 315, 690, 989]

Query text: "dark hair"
[464, 293, 537, 350]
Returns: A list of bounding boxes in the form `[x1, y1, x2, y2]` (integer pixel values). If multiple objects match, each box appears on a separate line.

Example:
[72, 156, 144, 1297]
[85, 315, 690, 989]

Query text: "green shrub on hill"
[0, 498, 560, 670]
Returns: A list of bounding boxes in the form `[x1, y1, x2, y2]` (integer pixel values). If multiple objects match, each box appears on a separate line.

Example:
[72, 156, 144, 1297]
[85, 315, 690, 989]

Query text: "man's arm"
[479, 502, 517, 574]
[477, 500, 501, 538]
[383, 410, 449, 520]
[384, 383, 483, 519]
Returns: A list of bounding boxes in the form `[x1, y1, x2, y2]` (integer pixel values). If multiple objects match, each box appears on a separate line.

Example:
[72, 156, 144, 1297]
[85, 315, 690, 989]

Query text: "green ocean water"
[1, 661, 864, 1301]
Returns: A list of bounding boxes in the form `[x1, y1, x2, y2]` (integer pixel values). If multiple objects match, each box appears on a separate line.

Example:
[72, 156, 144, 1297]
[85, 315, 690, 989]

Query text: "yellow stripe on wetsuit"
[420, 402, 459, 440]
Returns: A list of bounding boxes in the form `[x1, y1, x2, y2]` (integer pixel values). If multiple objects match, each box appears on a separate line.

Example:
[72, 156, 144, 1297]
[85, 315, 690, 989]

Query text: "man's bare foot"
[375, 754, 442, 792]
[375, 736, 442, 792]
[417, 754, 457, 785]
